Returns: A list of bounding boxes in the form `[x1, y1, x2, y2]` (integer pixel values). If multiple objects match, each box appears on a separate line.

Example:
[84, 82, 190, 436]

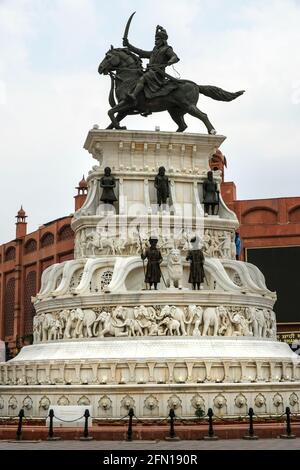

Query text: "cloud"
[0, 0, 300, 243]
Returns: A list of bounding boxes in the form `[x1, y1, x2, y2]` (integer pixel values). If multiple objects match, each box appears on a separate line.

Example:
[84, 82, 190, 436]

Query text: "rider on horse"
[98, 13, 245, 133]
[123, 25, 180, 103]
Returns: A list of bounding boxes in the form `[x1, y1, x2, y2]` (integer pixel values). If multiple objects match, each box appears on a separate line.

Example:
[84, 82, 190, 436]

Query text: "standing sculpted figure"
[154, 166, 170, 210]
[186, 236, 205, 290]
[203, 171, 219, 216]
[100, 167, 117, 206]
[141, 237, 163, 290]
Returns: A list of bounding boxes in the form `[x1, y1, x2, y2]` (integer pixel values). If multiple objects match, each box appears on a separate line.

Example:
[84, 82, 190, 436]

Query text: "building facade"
[0, 178, 87, 357]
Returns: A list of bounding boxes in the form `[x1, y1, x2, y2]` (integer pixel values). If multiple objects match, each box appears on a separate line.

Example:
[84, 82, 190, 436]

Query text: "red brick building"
[0, 177, 88, 357]
[1, 160, 300, 357]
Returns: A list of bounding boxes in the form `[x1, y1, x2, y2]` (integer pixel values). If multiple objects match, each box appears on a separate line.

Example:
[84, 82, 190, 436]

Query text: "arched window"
[24, 271, 37, 335]
[58, 225, 74, 241]
[4, 278, 15, 336]
[5, 246, 16, 262]
[241, 207, 278, 225]
[24, 239, 37, 254]
[289, 205, 300, 223]
[41, 232, 54, 248]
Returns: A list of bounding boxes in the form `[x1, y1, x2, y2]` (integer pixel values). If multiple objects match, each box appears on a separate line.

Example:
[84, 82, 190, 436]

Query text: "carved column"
[167, 362, 175, 383]
[186, 361, 194, 382]
[147, 362, 156, 383]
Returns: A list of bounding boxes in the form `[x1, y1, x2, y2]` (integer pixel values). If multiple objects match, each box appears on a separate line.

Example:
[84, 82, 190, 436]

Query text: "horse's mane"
[113, 47, 143, 69]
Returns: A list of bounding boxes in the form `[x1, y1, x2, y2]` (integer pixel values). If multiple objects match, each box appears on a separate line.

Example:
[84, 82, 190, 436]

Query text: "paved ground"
[0, 437, 299, 450]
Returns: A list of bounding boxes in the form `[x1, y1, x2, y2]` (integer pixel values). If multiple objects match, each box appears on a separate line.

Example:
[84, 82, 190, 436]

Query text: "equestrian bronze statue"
[98, 12, 244, 133]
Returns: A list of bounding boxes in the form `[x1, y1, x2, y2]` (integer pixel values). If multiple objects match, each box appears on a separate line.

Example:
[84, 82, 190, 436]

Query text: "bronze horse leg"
[186, 104, 216, 134]
[106, 111, 128, 130]
[107, 101, 135, 129]
[168, 108, 187, 132]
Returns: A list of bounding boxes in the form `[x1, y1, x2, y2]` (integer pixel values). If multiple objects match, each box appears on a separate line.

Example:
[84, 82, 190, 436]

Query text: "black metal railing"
[5, 405, 300, 442]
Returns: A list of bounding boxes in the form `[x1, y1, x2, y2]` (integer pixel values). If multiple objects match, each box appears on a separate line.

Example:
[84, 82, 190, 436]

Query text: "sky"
[0, 0, 299, 243]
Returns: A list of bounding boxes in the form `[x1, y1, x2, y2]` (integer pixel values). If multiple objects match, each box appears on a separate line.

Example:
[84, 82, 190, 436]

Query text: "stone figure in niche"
[141, 237, 163, 290]
[154, 166, 170, 208]
[203, 171, 219, 215]
[186, 236, 205, 290]
[100, 167, 117, 205]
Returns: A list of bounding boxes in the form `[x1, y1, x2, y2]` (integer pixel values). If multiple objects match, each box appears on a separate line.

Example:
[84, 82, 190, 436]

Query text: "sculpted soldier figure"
[123, 25, 179, 103]
[203, 171, 219, 215]
[154, 166, 170, 208]
[100, 167, 117, 205]
[186, 236, 205, 290]
[141, 237, 163, 290]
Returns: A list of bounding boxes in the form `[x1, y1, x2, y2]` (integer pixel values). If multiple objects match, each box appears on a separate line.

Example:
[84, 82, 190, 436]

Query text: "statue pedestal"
[0, 130, 299, 419]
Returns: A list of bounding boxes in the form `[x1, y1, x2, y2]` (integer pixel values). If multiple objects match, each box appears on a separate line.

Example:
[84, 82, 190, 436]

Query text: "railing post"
[243, 407, 258, 440]
[203, 408, 218, 440]
[165, 408, 180, 441]
[16, 409, 24, 441]
[47, 409, 61, 441]
[126, 408, 134, 441]
[169, 408, 175, 439]
[80, 409, 93, 441]
[280, 407, 296, 439]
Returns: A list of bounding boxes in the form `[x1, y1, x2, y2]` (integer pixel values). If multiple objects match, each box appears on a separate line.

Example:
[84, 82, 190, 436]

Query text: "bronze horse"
[98, 46, 244, 133]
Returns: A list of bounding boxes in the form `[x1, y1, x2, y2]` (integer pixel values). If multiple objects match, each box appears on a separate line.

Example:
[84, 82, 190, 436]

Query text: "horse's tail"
[198, 85, 245, 102]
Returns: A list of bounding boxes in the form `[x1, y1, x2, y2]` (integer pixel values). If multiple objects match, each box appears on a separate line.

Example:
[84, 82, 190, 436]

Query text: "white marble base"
[5, 336, 298, 362]
[1, 337, 299, 419]
[0, 382, 299, 420]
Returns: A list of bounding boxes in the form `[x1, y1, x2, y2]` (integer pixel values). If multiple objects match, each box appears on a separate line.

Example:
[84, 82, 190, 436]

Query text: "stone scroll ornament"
[97, 12, 245, 133]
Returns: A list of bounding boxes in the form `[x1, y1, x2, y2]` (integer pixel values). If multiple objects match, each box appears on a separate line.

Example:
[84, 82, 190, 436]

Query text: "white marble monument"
[0, 129, 299, 419]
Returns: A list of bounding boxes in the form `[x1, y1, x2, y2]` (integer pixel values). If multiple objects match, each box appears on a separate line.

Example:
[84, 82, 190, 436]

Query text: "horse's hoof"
[209, 128, 217, 135]
[119, 126, 127, 130]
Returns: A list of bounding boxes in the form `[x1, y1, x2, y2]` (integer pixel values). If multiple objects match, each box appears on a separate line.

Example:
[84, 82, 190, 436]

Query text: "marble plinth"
[1, 130, 299, 420]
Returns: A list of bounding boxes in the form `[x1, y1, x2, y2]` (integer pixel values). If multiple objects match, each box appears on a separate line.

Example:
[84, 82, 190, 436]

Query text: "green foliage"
[195, 406, 205, 418]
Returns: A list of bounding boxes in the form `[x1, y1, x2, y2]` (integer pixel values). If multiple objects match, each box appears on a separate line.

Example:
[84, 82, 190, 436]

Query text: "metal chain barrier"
[51, 414, 85, 423]
[7, 405, 300, 441]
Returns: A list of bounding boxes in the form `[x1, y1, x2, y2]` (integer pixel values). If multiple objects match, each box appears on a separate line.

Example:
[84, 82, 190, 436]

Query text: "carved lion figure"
[167, 248, 183, 289]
